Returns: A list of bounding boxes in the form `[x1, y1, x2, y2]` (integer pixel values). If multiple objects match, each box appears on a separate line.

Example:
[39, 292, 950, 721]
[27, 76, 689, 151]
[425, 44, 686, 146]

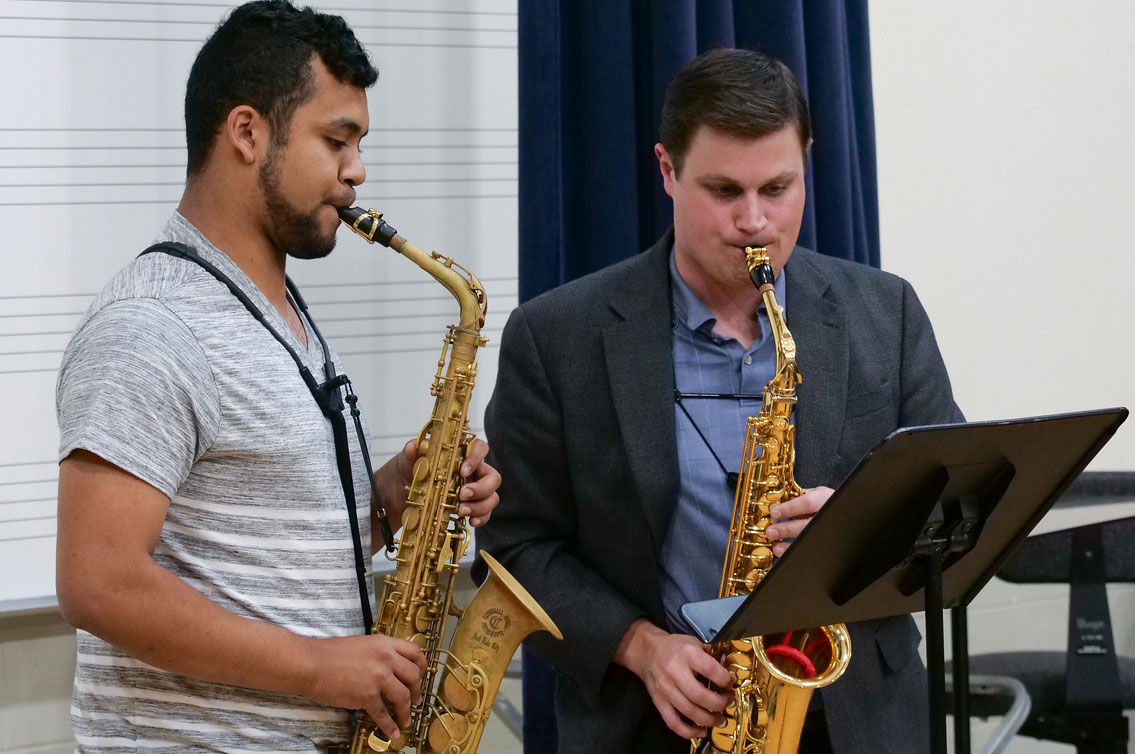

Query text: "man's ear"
[224, 105, 267, 165]
[655, 142, 677, 197]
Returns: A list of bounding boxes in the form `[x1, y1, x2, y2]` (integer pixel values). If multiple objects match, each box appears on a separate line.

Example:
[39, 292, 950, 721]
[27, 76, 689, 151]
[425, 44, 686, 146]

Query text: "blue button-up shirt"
[658, 250, 787, 633]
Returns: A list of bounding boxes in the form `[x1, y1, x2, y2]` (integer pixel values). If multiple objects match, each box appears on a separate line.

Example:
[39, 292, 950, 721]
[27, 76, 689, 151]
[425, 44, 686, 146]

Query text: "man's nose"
[342, 148, 366, 188]
[735, 193, 767, 235]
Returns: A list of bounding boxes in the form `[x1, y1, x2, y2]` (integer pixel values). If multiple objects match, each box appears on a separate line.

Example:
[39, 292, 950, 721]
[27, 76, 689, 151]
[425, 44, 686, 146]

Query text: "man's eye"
[763, 185, 786, 197]
[328, 138, 347, 149]
[710, 185, 739, 197]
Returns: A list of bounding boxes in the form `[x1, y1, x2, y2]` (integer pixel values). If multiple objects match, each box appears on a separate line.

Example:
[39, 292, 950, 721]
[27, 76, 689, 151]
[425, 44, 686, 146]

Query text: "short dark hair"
[659, 48, 811, 176]
[184, 0, 378, 174]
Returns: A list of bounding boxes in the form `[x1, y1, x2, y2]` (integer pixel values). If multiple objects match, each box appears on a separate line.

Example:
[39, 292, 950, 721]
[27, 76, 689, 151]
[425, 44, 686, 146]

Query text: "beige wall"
[868, 1, 1135, 470]
[0, 610, 74, 754]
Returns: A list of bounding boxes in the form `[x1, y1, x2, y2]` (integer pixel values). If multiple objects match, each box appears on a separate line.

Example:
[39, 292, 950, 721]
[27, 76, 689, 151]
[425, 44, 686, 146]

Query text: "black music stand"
[681, 407, 1128, 754]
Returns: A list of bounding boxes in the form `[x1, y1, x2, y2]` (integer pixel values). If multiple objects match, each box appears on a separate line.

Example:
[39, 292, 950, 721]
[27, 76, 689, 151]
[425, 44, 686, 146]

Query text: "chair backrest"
[997, 514, 1135, 584]
[995, 472, 1135, 715]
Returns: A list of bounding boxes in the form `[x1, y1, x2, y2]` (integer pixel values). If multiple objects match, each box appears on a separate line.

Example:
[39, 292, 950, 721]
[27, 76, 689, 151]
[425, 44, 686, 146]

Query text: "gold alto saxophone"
[692, 248, 852, 754]
[339, 207, 562, 754]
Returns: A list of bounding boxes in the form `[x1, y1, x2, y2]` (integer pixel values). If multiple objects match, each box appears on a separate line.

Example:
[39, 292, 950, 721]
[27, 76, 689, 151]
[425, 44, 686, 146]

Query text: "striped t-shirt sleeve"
[57, 296, 222, 498]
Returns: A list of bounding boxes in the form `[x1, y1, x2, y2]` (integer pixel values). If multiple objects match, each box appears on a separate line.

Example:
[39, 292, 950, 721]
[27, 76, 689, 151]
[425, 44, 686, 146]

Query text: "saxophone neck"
[745, 247, 799, 389]
[762, 288, 799, 386]
[338, 207, 487, 330]
[399, 241, 488, 333]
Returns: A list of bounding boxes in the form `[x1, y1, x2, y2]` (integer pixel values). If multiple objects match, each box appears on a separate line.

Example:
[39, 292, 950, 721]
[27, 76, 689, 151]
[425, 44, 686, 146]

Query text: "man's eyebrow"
[697, 173, 742, 184]
[697, 170, 799, 185]
[328, 117, 367, 138]
[761, 170, 799, 184]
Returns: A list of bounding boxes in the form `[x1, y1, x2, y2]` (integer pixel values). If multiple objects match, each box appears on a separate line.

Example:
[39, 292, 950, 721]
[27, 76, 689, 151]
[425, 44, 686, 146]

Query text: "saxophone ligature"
[692, 247, 852, 754]
[338, 207, 562, 754]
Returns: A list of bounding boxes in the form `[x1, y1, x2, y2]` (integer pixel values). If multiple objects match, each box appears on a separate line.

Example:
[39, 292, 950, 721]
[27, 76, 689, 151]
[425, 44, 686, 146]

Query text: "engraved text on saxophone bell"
[338, 208, 562, 754]
[691, 247, 851, 754]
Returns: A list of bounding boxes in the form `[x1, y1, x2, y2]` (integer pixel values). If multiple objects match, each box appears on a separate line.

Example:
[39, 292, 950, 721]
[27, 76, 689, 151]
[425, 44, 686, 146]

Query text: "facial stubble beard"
[258, 142, 338, 261]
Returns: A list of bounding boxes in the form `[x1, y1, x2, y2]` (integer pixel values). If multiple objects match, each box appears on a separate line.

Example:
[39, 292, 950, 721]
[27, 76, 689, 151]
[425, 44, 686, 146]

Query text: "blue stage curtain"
[515, 1, 879, 750]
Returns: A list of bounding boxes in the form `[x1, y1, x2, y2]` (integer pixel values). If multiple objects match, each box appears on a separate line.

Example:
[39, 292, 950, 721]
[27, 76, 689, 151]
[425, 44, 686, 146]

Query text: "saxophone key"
[365, 730, 394, 752]
[426, 711, 469, 754]
[710, 714, 738, 751]
[401, 507, 420, 533]
[440, 665, 478, 713]
[436, 538, 455, 572]
[412, 456, 431, 482]
[726, 650, 753, 682]
[414, 605, 434, 632]
[743, 563, 766, 590]
[754, 704, 769, 730]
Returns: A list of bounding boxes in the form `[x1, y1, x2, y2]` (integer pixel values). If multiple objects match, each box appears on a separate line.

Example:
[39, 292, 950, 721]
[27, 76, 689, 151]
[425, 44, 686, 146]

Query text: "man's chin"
[286, 233, 337, 260]
[306, 242, 337, 260]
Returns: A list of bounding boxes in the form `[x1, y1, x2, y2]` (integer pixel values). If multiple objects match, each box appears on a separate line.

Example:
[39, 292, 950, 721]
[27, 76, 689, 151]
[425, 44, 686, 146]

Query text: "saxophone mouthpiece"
[338, 206, 398, 248]
[745, 246, 775, 290]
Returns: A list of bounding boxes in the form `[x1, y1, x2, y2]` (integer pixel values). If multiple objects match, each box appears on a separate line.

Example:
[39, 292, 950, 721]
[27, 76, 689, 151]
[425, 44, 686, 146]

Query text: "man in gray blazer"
[477, 49, 962, 754]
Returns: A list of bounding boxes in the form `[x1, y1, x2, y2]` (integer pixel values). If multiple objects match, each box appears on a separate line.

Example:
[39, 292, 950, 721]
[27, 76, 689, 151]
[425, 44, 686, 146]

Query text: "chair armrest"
[946, 673, 1031, 754]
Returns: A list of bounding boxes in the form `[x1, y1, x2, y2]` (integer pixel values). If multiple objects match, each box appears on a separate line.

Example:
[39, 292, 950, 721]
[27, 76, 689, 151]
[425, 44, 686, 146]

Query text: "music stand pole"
[952, 606, 971, 754]
[925, 549, 947, 754]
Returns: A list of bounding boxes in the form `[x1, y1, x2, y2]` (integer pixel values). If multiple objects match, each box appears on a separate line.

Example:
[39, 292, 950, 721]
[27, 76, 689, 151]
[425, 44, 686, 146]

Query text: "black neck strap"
[673, 390, 764, 493]
[140, 241, 391, 633]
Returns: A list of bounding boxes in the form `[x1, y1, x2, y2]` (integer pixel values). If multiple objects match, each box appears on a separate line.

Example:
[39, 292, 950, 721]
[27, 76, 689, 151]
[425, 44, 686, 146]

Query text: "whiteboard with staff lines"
[0, 0, 519, 611]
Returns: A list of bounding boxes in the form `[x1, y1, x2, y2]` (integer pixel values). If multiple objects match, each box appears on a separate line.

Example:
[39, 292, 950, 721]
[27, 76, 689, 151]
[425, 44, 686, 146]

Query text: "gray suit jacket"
[478, 232, 964, 754]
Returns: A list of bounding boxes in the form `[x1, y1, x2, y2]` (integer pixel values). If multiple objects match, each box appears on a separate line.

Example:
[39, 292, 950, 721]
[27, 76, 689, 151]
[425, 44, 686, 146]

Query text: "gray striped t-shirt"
[56, 213, 374, 752]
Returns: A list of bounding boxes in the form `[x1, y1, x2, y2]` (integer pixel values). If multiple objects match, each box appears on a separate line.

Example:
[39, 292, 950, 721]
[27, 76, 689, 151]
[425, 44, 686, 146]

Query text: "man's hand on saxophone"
[454, 438, 502, 526]
[613, 618, 734, 740]
[371, 437, 502, 551]
[302, 633, 428, 742]
[765, 485, 835, 558]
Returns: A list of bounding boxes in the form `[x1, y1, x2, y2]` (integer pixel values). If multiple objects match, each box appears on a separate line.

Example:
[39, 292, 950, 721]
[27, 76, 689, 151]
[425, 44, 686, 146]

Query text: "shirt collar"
[668, 247, 787, 335]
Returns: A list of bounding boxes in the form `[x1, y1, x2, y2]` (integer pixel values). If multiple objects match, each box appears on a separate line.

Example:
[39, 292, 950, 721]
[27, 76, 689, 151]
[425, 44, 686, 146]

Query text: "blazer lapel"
[602, 238, 679, 551]
[785, 251, 849, 488]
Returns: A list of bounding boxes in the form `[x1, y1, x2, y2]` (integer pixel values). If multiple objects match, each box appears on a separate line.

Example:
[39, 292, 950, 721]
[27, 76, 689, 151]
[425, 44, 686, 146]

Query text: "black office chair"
[950, 477, 1135, 754]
